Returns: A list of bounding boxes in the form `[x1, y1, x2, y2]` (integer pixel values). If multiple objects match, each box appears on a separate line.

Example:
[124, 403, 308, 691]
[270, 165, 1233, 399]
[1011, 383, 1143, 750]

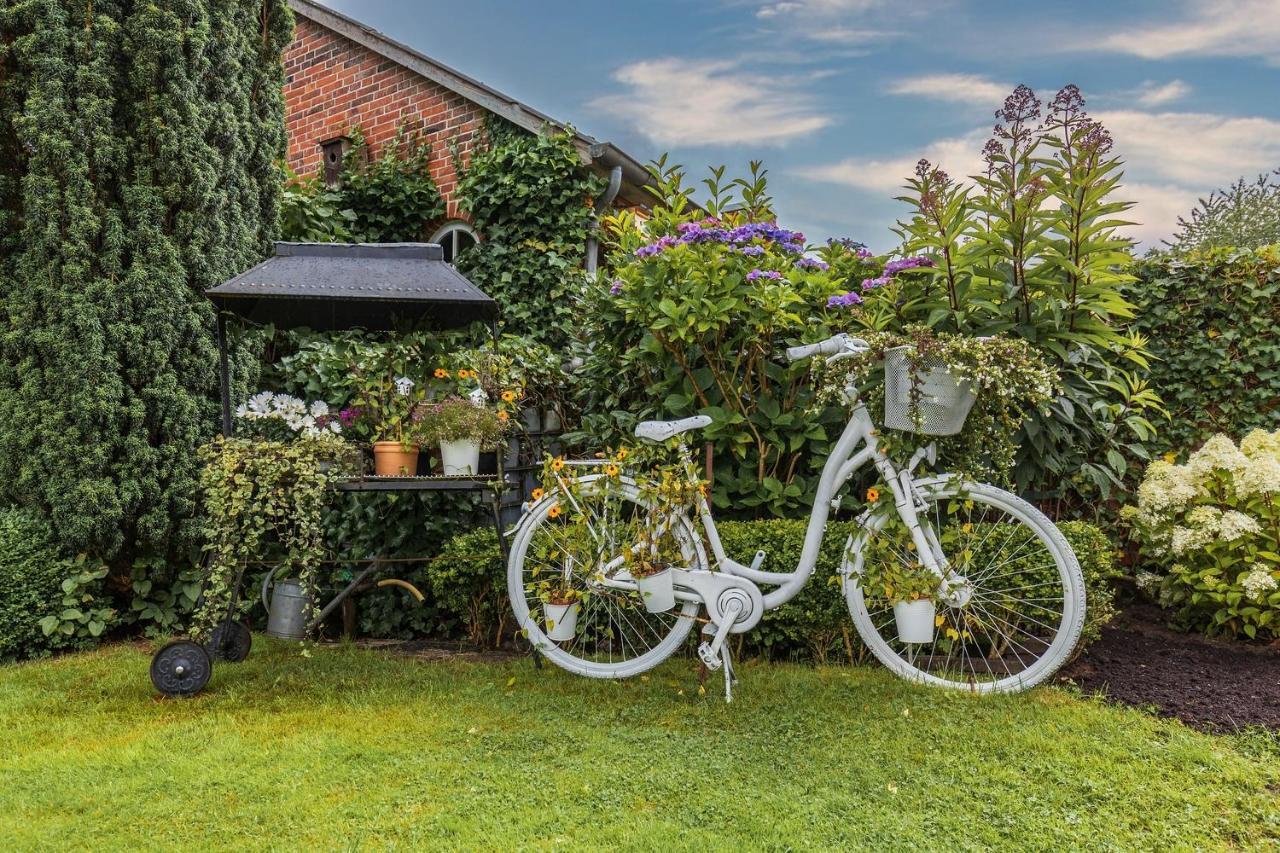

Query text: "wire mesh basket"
[883, 346, 977, 436]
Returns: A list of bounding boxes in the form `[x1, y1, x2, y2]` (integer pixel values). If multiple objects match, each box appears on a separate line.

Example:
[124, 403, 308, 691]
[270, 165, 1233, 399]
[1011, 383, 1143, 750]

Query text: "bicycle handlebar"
[785, 333, 868, 363]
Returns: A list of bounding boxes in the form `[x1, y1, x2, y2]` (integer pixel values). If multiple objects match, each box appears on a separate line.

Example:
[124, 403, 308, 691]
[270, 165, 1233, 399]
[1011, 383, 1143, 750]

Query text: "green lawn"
[1, 639, 1276, 850]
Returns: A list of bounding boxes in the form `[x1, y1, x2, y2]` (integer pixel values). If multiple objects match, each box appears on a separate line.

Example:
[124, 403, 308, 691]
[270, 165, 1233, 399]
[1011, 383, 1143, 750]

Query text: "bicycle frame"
[680, 391, 947, 612]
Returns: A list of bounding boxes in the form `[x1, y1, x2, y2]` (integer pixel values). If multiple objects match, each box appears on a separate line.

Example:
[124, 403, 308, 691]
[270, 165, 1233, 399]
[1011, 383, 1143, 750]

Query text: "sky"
[321, 0, 1280, 251]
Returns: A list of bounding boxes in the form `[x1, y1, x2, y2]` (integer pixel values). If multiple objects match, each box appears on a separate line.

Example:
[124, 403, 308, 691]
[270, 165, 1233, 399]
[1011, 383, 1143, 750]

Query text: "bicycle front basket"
[882, 346, 977, 436]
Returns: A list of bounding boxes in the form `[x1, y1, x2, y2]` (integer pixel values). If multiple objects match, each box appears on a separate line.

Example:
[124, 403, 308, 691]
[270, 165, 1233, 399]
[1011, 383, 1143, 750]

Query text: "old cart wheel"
[207, 620, 252, 663]
[150, 640, 212, 698]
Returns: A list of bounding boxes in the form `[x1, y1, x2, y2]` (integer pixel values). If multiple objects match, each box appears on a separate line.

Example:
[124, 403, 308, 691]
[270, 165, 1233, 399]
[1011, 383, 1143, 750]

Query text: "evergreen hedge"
[0, 0, 292, 560]
[1128, 247, 1280, 454]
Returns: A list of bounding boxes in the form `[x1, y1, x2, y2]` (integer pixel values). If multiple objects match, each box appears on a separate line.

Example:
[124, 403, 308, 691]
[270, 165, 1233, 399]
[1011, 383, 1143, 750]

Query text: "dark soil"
[1060, 604, 1280, 732]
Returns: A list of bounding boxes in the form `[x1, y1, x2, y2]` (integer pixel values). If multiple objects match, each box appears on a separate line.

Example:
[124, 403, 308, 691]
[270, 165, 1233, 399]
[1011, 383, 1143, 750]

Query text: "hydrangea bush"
[1124, 430, 1280, 639]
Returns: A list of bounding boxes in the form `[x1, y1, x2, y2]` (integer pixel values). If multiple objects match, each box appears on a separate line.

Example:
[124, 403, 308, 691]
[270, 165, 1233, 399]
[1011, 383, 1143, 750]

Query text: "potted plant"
[539, 583, 582, 642]
[857, 535, 944, 644]
[413, 396, 509, 475]
[628, 503, 687, 614]
[351, 373, 423, 476]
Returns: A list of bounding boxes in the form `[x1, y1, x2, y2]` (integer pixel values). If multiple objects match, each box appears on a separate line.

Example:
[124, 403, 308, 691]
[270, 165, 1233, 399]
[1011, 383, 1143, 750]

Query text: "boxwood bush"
[426, 517, 1118, 661]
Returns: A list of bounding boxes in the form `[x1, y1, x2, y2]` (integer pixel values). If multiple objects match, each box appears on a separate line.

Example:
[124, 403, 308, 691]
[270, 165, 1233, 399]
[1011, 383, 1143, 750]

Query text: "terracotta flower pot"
[372, 441, 420, 476]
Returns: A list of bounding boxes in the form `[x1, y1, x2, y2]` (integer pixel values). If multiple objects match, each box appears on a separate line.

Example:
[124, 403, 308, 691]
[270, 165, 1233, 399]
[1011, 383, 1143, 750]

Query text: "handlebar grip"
[786, 334, 849, 363]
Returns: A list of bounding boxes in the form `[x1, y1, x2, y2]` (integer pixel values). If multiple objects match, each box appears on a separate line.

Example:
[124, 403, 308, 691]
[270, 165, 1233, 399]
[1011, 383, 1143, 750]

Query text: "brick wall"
[283, 17, 487, 220]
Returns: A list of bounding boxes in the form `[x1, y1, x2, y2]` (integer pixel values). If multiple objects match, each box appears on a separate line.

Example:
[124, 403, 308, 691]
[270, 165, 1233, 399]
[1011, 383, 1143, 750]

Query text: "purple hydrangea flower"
[826, 292, 863, 308]
[747, 268, 783, 282]
[734, 245, 766, 257]
[861, 276, 891, 290]
[609, 279, 624, 295]
[882, 256, 935, 275]
[794, 257, 829, 271]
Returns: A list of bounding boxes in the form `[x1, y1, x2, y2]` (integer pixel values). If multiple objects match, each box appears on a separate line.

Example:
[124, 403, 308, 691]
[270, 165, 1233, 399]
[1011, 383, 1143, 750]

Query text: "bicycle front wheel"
[507, 474, 706, 679]
[845, 479, 1085, 693]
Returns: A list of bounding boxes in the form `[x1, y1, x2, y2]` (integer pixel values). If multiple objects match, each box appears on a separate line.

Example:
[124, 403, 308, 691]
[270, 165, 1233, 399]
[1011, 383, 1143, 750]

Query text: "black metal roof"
[207, 242, 498, 331]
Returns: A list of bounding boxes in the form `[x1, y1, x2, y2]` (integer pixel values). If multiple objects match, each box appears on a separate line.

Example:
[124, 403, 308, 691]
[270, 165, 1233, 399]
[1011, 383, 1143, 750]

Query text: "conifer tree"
[0, 0, 292, 559]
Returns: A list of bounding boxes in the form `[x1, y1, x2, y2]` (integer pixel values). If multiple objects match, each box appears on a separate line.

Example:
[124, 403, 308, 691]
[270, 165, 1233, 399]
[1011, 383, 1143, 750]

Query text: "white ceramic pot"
[894, 599, 937, 644]
[543, 601, 579, 641]
[440, 439, 481, 475]
[635, 568, 676, 613]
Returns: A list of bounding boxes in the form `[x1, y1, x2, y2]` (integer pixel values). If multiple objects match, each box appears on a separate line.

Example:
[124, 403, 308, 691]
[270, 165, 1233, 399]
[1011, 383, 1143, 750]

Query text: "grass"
[1, 639, 1277, 850]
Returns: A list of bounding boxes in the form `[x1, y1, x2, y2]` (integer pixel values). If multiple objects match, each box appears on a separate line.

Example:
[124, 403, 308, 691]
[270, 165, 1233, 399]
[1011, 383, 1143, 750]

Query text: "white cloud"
[590, 58, 831, 147]
[1093, 0, 1280, 63]
[1114, 182, 1200, 246]
[886, 73, 1014, 107]
[1095, 110, 1280, 186]
[756, 0, 882, 18]
[791, 130, 988, 194]
[1129, 80, 1191, 107]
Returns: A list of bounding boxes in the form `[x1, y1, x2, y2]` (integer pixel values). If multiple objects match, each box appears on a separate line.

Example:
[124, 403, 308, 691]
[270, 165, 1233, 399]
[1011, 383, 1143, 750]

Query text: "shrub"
[1124, 430, 1280, 640]
[0, 509, 113, 661]
[575, 161, 850, 517]
[1165, 170, 1280, 255]
[1127, 247, 1280, 456]
[424, 516, 1117, 660]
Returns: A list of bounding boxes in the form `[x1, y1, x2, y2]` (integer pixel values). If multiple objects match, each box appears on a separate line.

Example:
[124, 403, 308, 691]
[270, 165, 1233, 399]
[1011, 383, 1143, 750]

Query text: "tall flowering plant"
[574, 160, 853, 515]
[1123, 430, 1280, 640]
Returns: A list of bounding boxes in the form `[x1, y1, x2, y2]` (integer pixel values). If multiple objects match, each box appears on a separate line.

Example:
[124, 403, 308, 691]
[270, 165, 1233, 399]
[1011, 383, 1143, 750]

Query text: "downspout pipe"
[585, 165, 622, 279]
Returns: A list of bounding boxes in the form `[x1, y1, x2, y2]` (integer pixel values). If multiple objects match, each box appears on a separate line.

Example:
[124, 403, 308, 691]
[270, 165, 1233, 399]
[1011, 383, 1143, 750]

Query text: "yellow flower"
[531, 487, 545, 501]
[497, 410, 509, 421]
[434, 368, 450, 379]
[501, 390, 516, 403]
[615, 448, 629, 461]
[547, 504, 561, 519]
[866, 487, 880, 503]
[605, 464, 620, 477]
[552, 456, 565, 472]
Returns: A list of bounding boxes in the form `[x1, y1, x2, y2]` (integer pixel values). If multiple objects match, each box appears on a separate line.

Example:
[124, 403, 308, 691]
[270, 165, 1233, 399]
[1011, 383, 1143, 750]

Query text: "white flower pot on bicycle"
[507, 333, 1086, 701]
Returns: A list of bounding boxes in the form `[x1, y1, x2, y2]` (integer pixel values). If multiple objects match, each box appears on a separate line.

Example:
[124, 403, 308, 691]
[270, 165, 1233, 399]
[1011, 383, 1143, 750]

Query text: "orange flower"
[531, 487, 545, 501]
[547, 504, 561, 519]
[433, 368, 450, 379]
[605, 464, 619, 477]
[866, 487, 880, 503]
[551, 456, 565, 472]
[497, 410, 509, 421]
[501, 390, 517, 403]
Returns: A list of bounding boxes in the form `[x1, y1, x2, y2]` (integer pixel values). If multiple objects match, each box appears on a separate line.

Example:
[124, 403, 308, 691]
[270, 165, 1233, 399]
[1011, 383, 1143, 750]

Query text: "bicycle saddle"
[633, 415, 713, 443]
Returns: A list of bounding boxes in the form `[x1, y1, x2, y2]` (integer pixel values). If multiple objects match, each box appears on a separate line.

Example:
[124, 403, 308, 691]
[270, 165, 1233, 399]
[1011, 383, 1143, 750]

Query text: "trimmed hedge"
[0, 508, 83, 661]
[1128, 247, 1280, 454]
[427, 517, 1118, 662]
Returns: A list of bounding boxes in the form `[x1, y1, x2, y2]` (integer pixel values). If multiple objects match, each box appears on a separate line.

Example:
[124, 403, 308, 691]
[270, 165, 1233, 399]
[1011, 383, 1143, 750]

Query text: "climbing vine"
[455, 121, 603, 348]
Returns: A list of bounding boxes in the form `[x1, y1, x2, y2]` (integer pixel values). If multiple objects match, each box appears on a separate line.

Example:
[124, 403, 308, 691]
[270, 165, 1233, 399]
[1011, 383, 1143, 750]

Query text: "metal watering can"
[261, 568, 311, 640]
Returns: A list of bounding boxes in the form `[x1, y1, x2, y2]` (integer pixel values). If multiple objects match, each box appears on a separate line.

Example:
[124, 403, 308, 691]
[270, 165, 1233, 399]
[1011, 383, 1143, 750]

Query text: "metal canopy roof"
[207, 242, 498, 331]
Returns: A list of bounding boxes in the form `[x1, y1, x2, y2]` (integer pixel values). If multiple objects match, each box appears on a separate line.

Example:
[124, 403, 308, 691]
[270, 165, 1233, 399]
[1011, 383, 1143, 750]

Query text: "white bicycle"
[507, 334, 1085, 700]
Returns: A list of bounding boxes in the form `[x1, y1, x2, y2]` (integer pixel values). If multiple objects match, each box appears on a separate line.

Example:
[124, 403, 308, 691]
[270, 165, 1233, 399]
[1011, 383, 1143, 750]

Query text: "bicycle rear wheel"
[845, 479, 1085, 693]
[507, 474, 706, 679]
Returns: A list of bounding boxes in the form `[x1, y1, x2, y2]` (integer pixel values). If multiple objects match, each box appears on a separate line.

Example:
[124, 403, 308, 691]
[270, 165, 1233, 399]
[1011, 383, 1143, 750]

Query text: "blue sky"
[322, 0, 1280, 251]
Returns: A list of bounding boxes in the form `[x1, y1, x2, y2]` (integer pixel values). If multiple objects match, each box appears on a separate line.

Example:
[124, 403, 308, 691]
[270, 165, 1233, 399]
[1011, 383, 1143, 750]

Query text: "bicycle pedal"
[697, 642, 722, 671]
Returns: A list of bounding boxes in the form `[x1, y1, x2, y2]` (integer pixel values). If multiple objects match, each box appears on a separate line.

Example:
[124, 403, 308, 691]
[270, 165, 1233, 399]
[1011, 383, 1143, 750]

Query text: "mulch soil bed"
[1060, 604, 1280, 732]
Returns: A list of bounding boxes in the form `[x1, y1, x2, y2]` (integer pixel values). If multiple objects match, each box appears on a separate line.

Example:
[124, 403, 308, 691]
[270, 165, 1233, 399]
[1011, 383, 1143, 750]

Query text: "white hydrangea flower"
[1240, 428, 1280, 460]
[1218, 510, 1261, 542]
[1135, 571, 1162, 594]
[1237, 456, 1280, 497]
[394, 376, 414, 396]
[1185, 505, 1222, 532]
[1135, 460, 1198, 518]
[1169, 524, 1215, 556]
[1187, 434, 1249, 478]
[1241, 565, 1278, 602]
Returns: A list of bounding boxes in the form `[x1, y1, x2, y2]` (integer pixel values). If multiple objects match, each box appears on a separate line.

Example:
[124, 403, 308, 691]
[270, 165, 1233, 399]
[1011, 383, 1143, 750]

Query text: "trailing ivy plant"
[192, 435, 360, 641]
[455, 120, 604, 348]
